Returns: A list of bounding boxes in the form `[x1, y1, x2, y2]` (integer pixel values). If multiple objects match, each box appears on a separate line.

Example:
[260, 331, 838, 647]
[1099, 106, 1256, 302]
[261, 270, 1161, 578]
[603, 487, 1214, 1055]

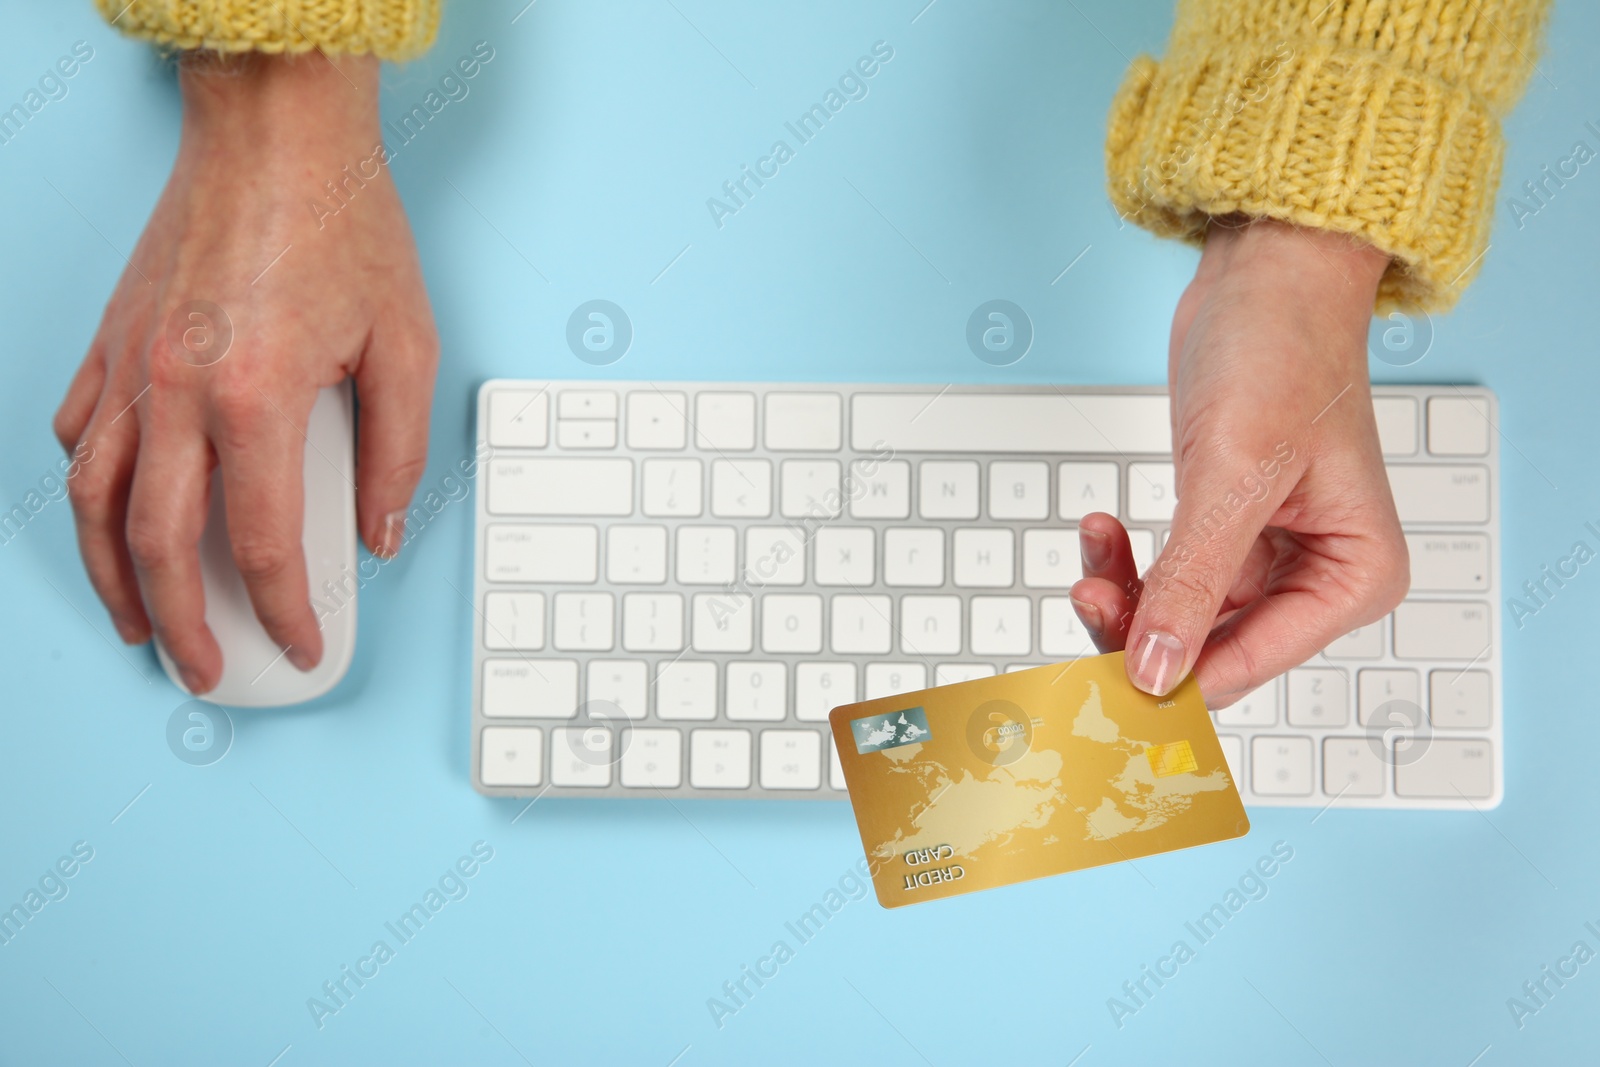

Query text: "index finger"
[212, 386, 323, 673]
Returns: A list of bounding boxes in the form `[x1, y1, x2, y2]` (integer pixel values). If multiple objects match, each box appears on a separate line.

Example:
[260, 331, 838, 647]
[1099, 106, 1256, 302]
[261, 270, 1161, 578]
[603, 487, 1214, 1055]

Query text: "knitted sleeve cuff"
[94, 0, 440, 61]
[1106, 39, 1504, 312]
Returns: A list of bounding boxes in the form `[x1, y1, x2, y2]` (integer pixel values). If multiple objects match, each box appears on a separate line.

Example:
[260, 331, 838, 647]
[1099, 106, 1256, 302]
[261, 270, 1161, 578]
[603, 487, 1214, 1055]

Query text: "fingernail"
[111, 615, 144, 644]
[376, 510, 407, 559]
[1080, 529, 1112, 571]
[1130, 630, 1185, 697]
[287, 645, 317, 672]
[1070, 595, 1103, 632]
[179, 666, 208, 695]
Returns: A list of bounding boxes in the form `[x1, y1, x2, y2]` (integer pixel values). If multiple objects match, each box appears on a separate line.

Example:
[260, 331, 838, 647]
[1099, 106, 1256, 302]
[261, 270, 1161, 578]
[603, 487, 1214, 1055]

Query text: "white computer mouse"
[156, 382, 358, 706]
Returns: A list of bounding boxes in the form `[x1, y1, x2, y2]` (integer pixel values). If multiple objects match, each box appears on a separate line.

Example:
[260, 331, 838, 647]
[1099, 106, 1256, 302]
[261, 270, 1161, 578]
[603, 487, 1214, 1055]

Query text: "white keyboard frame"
[470, 381, 1502, 809]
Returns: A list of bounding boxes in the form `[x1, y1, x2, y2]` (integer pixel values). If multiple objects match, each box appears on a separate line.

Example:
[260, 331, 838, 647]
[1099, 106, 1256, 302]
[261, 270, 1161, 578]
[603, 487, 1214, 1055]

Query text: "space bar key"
[850, 393, 1171, 453]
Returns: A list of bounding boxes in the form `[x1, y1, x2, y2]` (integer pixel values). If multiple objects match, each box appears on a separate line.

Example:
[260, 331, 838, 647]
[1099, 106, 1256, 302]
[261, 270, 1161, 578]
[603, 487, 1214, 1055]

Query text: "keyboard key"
[780, 460, 842, 518]
[1393, 601, 1491, 660]
[606, 525, 668, 584]
[726, 662, 786, 721]
[553, 593, 614, 651]
[655, 660, 717, 720]
[865, 663, 927, 699]
[815, 527, 874, 585]
[695, 392, 757, 452]
[487, 458, 632, 516]
[481, 727, 544, 787]
[1371, 396, 1417, 456]
[691, 593, 754, 652]
[899, 595, 961, 656]
[919, 460, 980, 520]
[620, 728, 681, 787]
[935, 663, 996, 686]
[481, 723, 561, 797]
[488, 388, 549, 448]
[690, 729, 752, 788]
[1058, 462, 1119, 521]
[831, 595, 892, 654]
[953, 529, 1013, 587]
[1428, 395, 1491, 456]
[1357, 669, 1420, 726]
[829, 737, 847, 790]
[883, 528, 944, 586]
[486, 524, 597, 583]
[676, 526, 737, 585]
[1406, 534, 1490, 592]
[711, 459, 773, 517]
[550, 727, 613, 786]
[796, 663, 856, 721]
[1127, 529, 1156, 576]
[760, 730, 822, 789]
[642, 458, 703, 517]
[483, 592, 545, 650]
[1386, 465, 1490, 523]
[1323, 621, 1383, 660]
[1039, 597, 1093, 658]
[559, 390, 618, 419]
[765, 393, 841, 451]
[557, 420, 617, 449]
[1022, 529, 1080, 588]
[626, 391, 689, 450]
[849, 460, 911, 519]
[1322, 737, 1386, 797]
[1127, 463, 1176, 521]
[744, 527, 806, 586]
[761, 595, 824, 654]
[850, 393, 1171, 453]
[1286, 669, 1348, 727]
[988, 461, 1050, 520]
[1251, 736, 1313, 796]
[482, 659, 578, 718]
[1216, 734, 1243, 786]
[1215, 683, 1278, 727]
[1430, 670, 1493, 729]
[621, 593, 683, 652]
[1395, 738, 1494, 799]
[970, 596, 1031, 656]
[587, 660, 649, 720]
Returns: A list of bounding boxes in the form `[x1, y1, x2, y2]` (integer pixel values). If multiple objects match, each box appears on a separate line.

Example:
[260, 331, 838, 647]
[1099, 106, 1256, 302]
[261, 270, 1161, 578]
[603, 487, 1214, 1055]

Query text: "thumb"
[1124, 441, 1296, 696]
[354, 316, 439, 558]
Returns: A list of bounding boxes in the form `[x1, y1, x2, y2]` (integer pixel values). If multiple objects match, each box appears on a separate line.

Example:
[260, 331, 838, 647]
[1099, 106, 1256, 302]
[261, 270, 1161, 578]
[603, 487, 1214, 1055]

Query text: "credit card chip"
[1146, 740, 1197, 777]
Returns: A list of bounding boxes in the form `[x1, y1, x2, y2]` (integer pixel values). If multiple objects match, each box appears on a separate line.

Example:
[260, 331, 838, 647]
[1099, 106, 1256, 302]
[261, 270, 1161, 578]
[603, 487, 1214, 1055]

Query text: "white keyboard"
[470, 381, 1501, 809]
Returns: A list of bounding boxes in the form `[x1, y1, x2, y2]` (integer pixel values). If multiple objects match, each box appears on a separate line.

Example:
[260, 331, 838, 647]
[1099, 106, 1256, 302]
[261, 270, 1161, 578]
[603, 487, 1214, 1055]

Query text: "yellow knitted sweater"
[98, 1, 1547, 309]
[93, 0, 439, 61]
[1108, 0, 1550, 311]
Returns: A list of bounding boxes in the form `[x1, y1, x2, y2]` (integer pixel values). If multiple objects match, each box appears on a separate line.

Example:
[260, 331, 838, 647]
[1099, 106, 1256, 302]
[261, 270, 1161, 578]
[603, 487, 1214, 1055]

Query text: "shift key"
[1386, 466, 1489, 523]
[488, 458, 633, 516]
[1395, 739, 1495, 799]
[1393, 601, 1490, 660]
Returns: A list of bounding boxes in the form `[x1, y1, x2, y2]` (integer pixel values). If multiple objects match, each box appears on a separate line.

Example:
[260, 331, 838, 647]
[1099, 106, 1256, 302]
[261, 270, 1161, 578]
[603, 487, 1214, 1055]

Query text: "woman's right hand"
[52, 52, 439, 695]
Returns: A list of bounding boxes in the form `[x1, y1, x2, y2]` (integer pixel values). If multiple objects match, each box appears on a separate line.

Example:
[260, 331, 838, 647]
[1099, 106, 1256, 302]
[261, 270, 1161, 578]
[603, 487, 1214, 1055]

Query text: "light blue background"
[2, 2, 1596, 1064]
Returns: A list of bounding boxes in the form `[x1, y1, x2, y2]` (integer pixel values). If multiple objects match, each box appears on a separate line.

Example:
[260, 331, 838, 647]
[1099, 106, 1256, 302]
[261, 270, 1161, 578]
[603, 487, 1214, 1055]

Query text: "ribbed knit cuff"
[1107, 40, 1504, 312]
[95, 0, 440, 61]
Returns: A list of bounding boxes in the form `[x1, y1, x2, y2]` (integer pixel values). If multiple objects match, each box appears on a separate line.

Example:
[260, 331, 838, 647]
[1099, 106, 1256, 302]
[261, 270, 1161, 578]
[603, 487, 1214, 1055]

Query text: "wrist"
[178, 52, 381, 164]
[1199, 216, 1390, 316]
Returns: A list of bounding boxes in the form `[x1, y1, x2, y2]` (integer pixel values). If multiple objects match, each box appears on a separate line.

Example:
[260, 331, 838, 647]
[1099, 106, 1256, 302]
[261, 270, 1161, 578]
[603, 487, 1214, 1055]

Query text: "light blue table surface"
[3, 2, 1598, 1064]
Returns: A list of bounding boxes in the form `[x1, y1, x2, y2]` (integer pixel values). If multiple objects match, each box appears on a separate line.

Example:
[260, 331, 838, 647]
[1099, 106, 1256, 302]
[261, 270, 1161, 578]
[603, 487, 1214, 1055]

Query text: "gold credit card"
[829, 653, 1249, 908]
